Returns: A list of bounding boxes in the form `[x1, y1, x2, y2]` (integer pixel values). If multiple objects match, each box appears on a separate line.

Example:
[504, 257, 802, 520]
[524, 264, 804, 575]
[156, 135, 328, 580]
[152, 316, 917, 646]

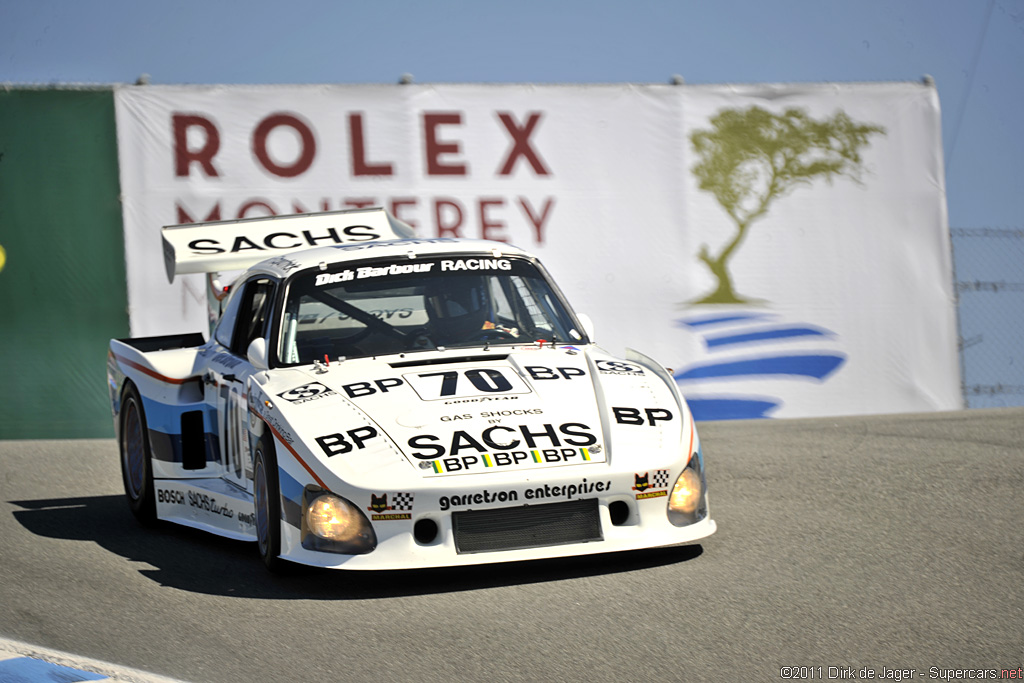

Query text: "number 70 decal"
[403, 367, 531, 400]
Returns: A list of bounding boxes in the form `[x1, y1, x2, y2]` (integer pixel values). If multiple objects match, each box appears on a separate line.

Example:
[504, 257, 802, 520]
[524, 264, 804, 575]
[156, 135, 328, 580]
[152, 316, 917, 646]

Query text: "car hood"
[252, 345, 690, 488]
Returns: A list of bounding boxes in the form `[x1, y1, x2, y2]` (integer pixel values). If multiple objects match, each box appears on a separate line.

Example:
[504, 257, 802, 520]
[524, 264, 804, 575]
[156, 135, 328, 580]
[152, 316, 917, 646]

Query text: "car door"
[206, 275, 277, 492]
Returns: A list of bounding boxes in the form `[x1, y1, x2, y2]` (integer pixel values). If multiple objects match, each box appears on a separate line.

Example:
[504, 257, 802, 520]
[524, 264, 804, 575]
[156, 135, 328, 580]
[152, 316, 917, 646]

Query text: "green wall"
[0, 88, 130, 438]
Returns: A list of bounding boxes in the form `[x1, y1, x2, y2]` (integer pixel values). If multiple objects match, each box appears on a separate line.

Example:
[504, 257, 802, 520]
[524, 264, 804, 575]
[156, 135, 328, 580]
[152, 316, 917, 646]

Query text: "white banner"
[114, 82, 960, 419]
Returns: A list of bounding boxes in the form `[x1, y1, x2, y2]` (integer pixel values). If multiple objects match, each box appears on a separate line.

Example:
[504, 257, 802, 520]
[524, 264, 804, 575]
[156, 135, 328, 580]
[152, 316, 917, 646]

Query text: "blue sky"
[2, 0, 1022, 228]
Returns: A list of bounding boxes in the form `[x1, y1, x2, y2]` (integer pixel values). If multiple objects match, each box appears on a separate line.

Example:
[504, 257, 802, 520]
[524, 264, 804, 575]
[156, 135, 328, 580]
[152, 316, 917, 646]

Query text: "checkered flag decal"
[391, 492, 414, 511]
[652, 470, 670, 489]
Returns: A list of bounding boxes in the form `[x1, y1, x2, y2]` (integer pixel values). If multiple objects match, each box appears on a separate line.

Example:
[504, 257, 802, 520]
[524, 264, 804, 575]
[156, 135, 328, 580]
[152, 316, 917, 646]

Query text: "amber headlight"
[301, 488, 377, 554]
[667, 450, 707, 527]
[669, 468, 701, 514]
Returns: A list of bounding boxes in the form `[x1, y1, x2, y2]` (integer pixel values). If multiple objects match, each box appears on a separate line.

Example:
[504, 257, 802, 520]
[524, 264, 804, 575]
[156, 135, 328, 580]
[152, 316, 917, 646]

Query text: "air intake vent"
[452, 499, 602, 554]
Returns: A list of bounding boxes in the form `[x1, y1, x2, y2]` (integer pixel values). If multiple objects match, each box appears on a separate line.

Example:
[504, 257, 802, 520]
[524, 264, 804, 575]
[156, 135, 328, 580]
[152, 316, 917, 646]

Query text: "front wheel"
[119, 383, 157, 525]
[253, 437, 288, 573]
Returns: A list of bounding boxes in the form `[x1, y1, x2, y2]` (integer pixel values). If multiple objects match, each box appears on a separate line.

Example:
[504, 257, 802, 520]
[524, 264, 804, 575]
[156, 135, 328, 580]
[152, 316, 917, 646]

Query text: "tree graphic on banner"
[690, 106, 886, 304]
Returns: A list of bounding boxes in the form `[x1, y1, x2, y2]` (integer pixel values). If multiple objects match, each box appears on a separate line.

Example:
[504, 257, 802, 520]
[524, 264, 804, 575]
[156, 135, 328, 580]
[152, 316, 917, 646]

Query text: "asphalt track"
[1, 409, 1022, 683]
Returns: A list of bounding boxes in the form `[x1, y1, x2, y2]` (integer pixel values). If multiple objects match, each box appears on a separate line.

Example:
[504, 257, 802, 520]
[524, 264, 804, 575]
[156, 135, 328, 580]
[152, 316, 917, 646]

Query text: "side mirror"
[247, 338, 269, 370]
[576, 313, 596, 342]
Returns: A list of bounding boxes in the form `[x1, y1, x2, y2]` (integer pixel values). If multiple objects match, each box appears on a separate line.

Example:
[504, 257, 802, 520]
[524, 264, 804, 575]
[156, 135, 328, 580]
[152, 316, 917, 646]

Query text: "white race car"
[107, 208, 715, 571]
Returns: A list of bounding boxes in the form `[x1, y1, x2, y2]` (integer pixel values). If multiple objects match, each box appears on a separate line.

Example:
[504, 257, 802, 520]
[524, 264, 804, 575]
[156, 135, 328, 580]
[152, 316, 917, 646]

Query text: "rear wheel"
[253, 437, 288, 573]
[119, 383, 157, 525]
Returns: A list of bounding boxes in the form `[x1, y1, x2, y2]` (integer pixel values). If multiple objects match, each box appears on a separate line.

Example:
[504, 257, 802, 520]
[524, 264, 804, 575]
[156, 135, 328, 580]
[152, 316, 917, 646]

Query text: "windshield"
[276, 254, 586, 364]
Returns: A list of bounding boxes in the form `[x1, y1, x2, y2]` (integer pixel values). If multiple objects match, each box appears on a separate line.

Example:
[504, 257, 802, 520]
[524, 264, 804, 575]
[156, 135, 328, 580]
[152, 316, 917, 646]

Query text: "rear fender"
[109, 336, 217, 477]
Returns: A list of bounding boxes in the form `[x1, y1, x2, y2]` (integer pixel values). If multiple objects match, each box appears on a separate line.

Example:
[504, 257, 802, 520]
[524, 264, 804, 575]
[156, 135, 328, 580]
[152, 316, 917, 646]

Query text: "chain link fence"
[951, 227, 1024, 408]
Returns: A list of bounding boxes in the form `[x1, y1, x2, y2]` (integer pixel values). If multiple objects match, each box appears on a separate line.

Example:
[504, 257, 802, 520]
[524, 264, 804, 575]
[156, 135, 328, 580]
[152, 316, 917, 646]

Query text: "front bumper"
[278, 468, 716, 570]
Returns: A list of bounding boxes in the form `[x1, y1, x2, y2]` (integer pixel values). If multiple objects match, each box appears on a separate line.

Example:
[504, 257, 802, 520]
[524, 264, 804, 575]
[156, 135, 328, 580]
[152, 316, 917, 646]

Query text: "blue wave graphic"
[675, 311, 847, 420]
[677, 313, 769, 328]
[687, 398, 780, 420]
[676, 354, 845, 381]
[704, 325, 830, 349]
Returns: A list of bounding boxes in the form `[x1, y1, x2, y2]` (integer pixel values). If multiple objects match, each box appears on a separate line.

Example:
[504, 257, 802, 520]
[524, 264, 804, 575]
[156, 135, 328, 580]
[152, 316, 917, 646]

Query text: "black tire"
[253, 436, 288, 573]
[119, 383, 157, 526]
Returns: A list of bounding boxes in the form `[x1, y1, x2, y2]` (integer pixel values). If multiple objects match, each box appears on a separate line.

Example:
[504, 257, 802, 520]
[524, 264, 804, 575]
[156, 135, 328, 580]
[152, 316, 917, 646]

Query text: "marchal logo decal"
[367, 492, 414, 521]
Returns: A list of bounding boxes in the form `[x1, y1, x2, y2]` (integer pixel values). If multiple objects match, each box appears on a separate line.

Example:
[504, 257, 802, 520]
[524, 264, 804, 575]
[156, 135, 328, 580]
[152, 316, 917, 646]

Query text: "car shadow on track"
[9, 494, 704, 599]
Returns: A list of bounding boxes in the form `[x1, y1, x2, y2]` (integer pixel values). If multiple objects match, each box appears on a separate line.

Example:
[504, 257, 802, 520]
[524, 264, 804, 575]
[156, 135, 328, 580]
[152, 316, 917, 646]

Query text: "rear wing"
[161, 208, 415, 283]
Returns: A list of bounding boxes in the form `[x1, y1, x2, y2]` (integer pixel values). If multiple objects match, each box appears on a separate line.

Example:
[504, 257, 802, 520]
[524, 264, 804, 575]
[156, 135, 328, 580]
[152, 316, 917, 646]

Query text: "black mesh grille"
[451, 498, 602, 554]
